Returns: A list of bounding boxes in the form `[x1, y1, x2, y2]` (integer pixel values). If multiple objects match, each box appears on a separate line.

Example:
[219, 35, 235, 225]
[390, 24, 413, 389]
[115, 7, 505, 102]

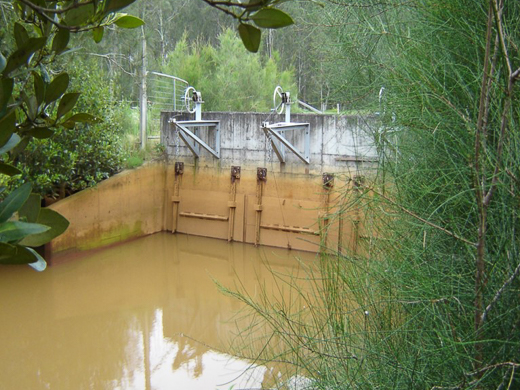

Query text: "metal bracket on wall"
[262, 122, 310, 165]
[231, 166, 241, 183]
[170, 118, 221, 159]
[323, 173, 334, 188]
[228, 166, 241, 241]
[171, 161, 184, 233]
[353, 175, 365, 189]
[257, 167, 267, 182]
[175, 162, 184, 176]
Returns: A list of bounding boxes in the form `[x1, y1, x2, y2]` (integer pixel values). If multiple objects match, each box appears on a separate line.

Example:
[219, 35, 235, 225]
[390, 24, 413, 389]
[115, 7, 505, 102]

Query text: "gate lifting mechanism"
[262, 86, 311, 165]
[168, 87, 221, 159]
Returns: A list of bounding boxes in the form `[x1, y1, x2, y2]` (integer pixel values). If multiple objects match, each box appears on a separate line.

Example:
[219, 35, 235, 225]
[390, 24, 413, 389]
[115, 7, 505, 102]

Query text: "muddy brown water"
[0, 232, 317, 390]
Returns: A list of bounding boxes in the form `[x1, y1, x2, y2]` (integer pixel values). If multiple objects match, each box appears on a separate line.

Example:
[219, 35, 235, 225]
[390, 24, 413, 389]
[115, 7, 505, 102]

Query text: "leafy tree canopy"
[0, 0, 145, 267]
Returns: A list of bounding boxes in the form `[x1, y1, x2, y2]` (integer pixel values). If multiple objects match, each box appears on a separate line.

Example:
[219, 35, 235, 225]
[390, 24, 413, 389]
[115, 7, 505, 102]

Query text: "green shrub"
[223, 1, 520, 389]
[13, 60, 128, 198]
[123, 155, 144, 169]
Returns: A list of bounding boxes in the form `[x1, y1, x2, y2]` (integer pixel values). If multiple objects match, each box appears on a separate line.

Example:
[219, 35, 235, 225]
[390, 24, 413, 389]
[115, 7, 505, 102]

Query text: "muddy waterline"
[0, 233, 317, 389]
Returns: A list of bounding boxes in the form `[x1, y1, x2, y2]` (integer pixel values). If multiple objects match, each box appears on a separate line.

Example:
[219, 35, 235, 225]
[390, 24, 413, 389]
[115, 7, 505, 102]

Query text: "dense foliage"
[162, 29, 296, 112]
[223, 0, 520, 389]
[0, 0, 144, 266]
[12, 61, 126, 197]
[376, 1, 520, 387]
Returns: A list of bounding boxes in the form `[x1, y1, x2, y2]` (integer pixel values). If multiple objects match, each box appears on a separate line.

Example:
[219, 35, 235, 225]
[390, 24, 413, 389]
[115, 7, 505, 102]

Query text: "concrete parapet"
[161, 111, 378, 174]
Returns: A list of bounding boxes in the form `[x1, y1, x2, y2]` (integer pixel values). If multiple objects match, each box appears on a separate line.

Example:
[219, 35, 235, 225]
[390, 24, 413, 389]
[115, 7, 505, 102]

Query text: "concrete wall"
[47, 112, 377, 262]
[48, 163, 166, 262]
[161, 111, 378, 175]
[163, 164, 362, 253]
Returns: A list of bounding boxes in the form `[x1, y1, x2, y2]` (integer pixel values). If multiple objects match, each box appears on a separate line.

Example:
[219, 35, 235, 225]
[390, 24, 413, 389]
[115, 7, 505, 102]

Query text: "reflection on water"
[0, 233, 317, 389]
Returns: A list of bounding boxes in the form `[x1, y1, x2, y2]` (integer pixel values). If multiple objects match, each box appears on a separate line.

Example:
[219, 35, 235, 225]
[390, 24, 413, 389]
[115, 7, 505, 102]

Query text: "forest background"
[1, 0, 519, 388]
[1, 0, 366, 198]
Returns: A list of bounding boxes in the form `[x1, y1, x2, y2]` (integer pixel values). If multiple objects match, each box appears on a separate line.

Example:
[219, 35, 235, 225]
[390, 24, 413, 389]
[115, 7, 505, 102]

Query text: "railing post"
[173, 78, 176, 111]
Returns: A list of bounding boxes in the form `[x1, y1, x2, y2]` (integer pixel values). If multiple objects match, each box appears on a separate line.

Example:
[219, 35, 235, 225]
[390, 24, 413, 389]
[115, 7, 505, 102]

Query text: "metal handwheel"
[184, 86, 197, 113]
[273, 85, 285, 114]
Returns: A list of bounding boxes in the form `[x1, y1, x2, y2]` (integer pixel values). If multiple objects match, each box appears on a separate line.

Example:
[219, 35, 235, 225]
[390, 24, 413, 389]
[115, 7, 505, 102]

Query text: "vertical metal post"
[338, 187, 347, 255]
[338, 205, 344, 254]
[171, 162, 184, 233]
[173, 79, 176, 111]
[285, 102, 291, 123]
[215, 122, 221, 158]
[352, 175, 363, 256]
[278, 130, 286, 162]
[304, 126, 310, 161]
[320, 173, 334, 252]
[195, 102, 202, 121]
[255, 168, 267, 246]
[228, 166, 240, 242]
[139, 26, 147, 151]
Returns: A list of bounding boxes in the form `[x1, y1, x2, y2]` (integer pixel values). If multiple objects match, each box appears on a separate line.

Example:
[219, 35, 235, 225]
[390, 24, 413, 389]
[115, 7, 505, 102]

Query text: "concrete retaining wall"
[47, 112, 377, 262]
[48, 164, 166, 262]
[161, 111, 378, 174]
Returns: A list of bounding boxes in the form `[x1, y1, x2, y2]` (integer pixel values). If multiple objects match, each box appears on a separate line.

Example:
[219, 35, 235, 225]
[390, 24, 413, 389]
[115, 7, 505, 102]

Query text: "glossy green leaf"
[0, 78, 14, 115]
[14, 22, 29, 48]
[9, 135, 29, 158]
[44, 72, 69, 104]
[0, 221, 50, 243]
[0, 133, 21, 154]
[0, 52, 6, 73]
[238, 23, 262, 53]
[62, 113, 101, 127]
[245, 0, 266, 12]
[33, 71, 45, 106]
[0, 162, 22, 177]
[251, 8, 294, 29]
[58, 47, 83, 57]
[52, 28, 70, 55]
[104, 0, 137, 14]
[65, 3, 95, 26]
[20, 208, 69, 247]
[2, 37, 47, 75]
[24, 127, 54, 139]
[0, 182, 32, 223]
[24, 93, 38, 121]
[92, 26, 104, 43]
[18, 194, 41, 223]
[0, 111, 16, 147]
[61, 121, 75, 129]
[114, 15, 145, 29]
[27, 248, 47, 271]
[0, 243, 37, 264]
[40, 65, 50, 83]
[57, 93, 80, 119]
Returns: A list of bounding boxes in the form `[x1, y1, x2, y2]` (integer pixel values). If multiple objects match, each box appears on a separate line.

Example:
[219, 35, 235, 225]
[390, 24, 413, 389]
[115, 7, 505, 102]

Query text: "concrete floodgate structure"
[47, 111, 378, 263]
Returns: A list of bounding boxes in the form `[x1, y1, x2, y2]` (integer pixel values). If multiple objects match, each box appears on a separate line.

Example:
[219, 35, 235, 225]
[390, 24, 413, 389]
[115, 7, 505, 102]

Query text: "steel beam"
[172, 120, 220, 159]
[262, 122, 310, 165]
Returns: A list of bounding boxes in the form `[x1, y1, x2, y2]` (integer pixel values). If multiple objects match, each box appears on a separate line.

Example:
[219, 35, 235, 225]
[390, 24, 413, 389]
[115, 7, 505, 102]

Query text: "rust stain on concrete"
[48, 161, 364, 261]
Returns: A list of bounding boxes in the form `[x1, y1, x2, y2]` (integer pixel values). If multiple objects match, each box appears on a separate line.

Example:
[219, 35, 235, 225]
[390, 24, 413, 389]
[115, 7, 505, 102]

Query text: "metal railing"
[144, 72, 190, 142]
[147, 72, 189, 112]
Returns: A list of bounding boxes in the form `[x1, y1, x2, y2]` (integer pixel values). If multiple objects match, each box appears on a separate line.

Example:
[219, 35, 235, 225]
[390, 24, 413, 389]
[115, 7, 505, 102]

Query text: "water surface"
[0, 233, 316, 389]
